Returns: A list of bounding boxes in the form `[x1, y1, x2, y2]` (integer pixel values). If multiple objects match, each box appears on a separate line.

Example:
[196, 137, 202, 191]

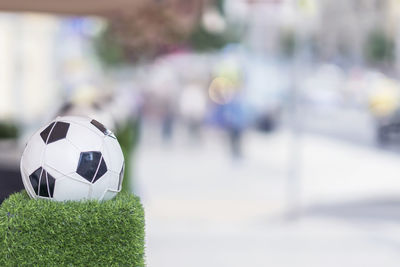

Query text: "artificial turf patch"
[0, 191, 145, 266]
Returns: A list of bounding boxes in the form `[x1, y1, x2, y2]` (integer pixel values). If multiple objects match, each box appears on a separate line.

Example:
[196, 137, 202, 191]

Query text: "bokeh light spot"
[208, 77, 237, 105]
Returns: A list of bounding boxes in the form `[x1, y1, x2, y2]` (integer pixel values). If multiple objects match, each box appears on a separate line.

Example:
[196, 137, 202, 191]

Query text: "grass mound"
[0, 191, 145, 266]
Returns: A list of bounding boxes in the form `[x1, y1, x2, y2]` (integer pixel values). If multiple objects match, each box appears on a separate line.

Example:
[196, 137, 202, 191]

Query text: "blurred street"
[136, 122, 400, 267]
[3, 1, 400, 266]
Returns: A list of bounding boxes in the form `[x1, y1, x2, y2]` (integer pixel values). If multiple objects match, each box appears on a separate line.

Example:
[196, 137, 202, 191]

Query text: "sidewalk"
[134, 126, 400, 267]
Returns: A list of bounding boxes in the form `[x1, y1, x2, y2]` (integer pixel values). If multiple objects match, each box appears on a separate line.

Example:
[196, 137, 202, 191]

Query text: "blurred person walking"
[220, 97, 247, 159]
[161, 101, 175, 143]
[179, 83, 207, 142]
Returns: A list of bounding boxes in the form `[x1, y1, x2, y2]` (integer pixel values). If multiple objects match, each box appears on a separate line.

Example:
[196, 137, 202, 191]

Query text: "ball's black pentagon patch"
[91, 119, 116, 138]
[40, 122, 55, 143]
[118, 163, 124, 190]
[47, 121, 70, 144]
[37, 171, 49, 197]
[90, 119, 107, 135]
[29, 167, 42, 195]
[29, 167, 56, 198]
[93, 158, 107, 183]
[77, 151, 107, 183]
[46, 172, 56, 198]
[40, 121, 70, 144]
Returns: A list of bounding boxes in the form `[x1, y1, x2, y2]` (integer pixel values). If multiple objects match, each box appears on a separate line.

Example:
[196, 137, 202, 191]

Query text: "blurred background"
[2, 0, 400, 266]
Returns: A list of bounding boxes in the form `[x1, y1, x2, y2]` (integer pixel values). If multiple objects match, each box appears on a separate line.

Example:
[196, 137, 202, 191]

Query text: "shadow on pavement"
[305, 197, 400, 223]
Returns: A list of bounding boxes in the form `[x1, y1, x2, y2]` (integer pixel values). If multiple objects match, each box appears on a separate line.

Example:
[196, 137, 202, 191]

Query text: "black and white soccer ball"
[20, 116, 124, 201]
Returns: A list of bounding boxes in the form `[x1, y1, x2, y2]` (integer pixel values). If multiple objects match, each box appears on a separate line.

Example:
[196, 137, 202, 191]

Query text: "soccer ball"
[20, 116, 124, 201]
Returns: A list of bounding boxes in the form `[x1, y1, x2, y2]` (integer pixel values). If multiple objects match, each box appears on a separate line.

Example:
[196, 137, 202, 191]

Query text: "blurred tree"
[0, 122, 18, 139]
[189, 24, 233, 51]
[215, 0, 225, 14]
[93, 26, 125, 67]
[365, 28, 394, 65]
[188, 0, 243, 51]
[94, 0, 205, 66]
[94, 0, 245, 65]
[279, 29, 296, 58]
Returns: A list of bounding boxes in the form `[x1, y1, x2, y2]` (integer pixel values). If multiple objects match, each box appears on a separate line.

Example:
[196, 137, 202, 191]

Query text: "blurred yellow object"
[72, 84, 98, 105]
[208, 77, 237, 105]
[298, 0, 317, 15]
[209, 57, 243, 105]
[214, 63, 242, 87]
[369, 78, 400, 117]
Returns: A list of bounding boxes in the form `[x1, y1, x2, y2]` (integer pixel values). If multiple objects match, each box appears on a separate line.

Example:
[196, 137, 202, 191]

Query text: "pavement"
[134, 123, 400, 267]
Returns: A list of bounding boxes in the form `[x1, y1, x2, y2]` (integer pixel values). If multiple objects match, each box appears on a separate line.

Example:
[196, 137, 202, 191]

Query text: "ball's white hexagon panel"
[42, 163, 69, 180]
[60, 116, 108, 137]
[21, 133, 46, 175]
[58, 116, 91, 124]
[107, 170, 121, 191]
[90, 171, 112, 200]
[44, 139, 81, 175]
[66, 123, 103, 152]
[53, 174, 91, 201]
[90, 170, 122, 200]
[102, 136, 124, 173]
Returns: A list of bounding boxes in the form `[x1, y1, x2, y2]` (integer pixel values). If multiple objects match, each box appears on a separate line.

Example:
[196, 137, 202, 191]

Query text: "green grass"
[0, 191, 145, 266]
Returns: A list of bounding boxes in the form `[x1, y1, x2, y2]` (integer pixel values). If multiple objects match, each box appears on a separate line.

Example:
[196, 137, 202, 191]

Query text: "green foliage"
[189, 25, 231, 51]
[279, 29, 296, 58]
[115, 119, 139, 193]
[0, 191, 145, 266]
[216, 0, 225, 15]
[188, 19, 243, 52]
[0, 122, 18, 139]
[365, 28, 394, 64]
[93, 25, 126, 68]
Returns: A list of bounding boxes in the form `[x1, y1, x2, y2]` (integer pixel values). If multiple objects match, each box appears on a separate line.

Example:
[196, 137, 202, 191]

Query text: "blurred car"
[374, 109, 400, 144]
[368, 77, 400, 145]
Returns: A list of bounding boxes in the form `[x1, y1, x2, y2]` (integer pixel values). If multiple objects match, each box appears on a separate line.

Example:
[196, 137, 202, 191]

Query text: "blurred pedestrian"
[161, 102, 175, 143]
[221, 97, 246, 158]
[179, 83, 207, 142]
